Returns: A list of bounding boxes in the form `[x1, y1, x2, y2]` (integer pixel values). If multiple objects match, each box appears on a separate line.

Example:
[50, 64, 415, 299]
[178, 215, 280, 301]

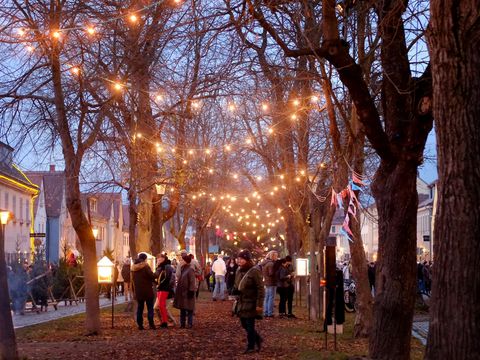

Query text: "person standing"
[173, 253, 196, 328]
[226, 258, 238, 296]
[234, 250, 265, 354]
[204, 261, 212, 292]
[368, 262, 376, 295]
[154, 254, 174, 329]
[121, 258, 131, 302]
[131, 253, 157, 330]
[277, 256, 295, 318]
[261, 250, 278, 318]
[212, 254, 226, 301]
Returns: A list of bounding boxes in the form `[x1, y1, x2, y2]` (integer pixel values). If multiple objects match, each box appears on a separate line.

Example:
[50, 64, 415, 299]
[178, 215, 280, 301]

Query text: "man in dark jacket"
[121, 258, 131, 302]
[234, 250, 265, 354]
[131, 253, 157, 330]
[277, 256, 295, 318]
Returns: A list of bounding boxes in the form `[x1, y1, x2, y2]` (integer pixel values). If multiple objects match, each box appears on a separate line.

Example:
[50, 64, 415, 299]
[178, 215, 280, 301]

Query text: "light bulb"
[129, 14, 138, 23]
[86, 26, 96, 35]
[293, 99, 300, 106]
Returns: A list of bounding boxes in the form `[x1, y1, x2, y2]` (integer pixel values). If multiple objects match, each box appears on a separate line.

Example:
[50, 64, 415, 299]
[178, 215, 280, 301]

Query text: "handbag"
[231, 298, 239, 316]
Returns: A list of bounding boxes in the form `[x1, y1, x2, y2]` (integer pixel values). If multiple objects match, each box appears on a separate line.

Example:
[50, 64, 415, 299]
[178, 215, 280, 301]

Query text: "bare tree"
[426, 1, 480, 358]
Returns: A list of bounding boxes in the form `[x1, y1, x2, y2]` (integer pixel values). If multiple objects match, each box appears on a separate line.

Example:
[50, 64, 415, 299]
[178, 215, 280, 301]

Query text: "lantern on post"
[296, 258, 310, 277]
[97, 256, 115, 328]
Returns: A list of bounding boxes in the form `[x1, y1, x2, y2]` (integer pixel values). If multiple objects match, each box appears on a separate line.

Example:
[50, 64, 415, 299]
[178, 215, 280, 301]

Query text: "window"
[20, 198, 23, 221]
[90, 198, 97, 212]
[25, 199, 29, 221]
[331, 226, 336, 233]
[4, 192, 8, 208]
[12, 195, 16, 217]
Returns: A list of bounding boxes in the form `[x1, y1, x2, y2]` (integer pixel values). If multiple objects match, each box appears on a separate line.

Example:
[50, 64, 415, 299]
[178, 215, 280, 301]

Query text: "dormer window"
[90, 198, 97, 212]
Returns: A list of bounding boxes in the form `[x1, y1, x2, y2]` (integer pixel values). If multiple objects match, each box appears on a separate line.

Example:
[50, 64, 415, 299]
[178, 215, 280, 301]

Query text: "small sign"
[208, 245, 219, 253]
[30, 233, 46, 237]
[423, 235, 430, 242]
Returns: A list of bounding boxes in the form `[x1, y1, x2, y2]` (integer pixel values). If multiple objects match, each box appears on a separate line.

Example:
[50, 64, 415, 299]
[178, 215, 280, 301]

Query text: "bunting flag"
[348, 183, 359, 205]
[348, 197, 357, 219]
[330, 187, 338, 207]
[337, 194, 343, 209]
[352, 172, 366, 186]
[340, 228, 353, 243]
[342, 213, 353, 236]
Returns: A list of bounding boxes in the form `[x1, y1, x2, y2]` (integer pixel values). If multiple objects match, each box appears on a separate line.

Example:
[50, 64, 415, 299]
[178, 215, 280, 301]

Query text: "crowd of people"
[127, 248, 297, 354]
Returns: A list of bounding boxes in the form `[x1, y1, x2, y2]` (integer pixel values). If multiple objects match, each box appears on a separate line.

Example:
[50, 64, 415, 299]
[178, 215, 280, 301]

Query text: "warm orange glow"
[86, 26, 96, 35]
[52, 31, 61, 39]
[71, 67, 80, 75]
[129, 14, 138, 23]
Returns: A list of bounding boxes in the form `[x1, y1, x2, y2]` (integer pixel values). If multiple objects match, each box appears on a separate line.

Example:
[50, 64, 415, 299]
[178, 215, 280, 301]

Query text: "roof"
[25, 171, 65, 217]
[82, 192, 123, 223]
[0, 145, 40, 193]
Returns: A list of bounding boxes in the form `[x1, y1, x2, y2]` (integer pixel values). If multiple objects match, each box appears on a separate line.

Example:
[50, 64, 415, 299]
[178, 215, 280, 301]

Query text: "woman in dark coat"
[234, 250, 265, 354]
[173, 253, 196, 328]
[226, 258, 238, 295]
[154, 254, 174, 328]
[131, 253, 157, 330]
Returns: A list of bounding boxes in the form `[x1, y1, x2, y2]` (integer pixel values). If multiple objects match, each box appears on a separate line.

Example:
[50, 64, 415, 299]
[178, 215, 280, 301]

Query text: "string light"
[293, 99, 300, 106]
[261, 103, 269, 111]
[70, 66, 80, 75]
[291, 114, 297, 120]
[86, 26, 96, 35]
[129, 14, 139, 23]
[52, 30, 61, 39]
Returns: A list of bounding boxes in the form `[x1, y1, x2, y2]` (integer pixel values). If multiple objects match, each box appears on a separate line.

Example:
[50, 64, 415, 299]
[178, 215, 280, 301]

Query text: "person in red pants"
[154, 253, 174, 328]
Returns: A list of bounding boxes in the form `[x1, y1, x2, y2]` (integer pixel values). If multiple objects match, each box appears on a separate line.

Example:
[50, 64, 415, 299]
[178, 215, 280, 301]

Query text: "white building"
[0, 142, 39, 264]
[360, 178, 436, 261]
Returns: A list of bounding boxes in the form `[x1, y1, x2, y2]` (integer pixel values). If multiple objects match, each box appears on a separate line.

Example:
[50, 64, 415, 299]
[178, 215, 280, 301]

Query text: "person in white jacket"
[211, 255, 227, 301]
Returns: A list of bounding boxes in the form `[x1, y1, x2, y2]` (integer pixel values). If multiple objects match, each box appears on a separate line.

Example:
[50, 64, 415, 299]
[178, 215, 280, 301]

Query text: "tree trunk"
[426, 2, 480, 358]
[369, 162, 418, 359]
[0, 225, 18, 360]
[128, 186, 138, 258]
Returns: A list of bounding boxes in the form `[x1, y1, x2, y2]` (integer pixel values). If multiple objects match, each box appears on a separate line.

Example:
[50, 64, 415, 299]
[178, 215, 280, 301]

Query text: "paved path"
[13, 296, 127, 329]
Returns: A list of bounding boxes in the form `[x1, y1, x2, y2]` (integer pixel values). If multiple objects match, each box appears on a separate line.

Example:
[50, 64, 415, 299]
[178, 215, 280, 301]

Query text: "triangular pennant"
[352, 172, 366, 186]
[330, 188, 338, 207]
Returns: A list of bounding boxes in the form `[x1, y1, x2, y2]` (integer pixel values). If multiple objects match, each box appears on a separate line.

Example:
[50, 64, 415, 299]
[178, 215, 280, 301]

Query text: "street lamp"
[0, 209, 18, 359]
[97, 256, 115, 328]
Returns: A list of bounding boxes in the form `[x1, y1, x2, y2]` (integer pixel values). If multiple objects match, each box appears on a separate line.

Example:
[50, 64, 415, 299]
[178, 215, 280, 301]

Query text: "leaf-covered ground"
[16, 292, 425, 359]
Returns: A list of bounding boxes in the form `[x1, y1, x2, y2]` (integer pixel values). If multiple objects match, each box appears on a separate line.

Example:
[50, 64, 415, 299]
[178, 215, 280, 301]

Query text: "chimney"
[49, 164, 56, 172]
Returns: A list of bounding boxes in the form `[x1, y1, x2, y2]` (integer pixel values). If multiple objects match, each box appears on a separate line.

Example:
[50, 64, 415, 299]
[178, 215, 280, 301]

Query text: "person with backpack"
[233, 250, 265, 354]
[154, 253, 174, 328]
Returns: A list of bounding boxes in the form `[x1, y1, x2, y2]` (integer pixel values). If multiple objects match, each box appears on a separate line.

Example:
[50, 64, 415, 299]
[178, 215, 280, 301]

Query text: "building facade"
[0, 142, 39, 264]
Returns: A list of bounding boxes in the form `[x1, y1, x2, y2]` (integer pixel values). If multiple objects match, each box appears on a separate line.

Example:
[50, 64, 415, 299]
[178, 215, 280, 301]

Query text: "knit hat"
[182, 253, 192, 264]
[138, 253, 147, 261]
[237, 250, 252, 261]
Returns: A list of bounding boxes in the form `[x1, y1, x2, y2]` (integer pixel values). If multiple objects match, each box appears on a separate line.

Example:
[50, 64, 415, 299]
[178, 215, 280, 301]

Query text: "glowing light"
[208, 169, 214, 174]
[183, 160, 187, 164]
[228, 103, 236, 112]
[215, 225, 220, 229]
[188, 149, 194, 155]
[300, 170, 305, 176]
[268, 128, 274, 134]
[293, 99, 300, 106]
[311, 95, 319, 102]
[280, 174, 284, 180]
[225, 144, 232, 151]
[71, 66, 80, 75]
[291, 114, 297, 120]
[256, 176, 262, 181]
[233, 174, 238, 179]
[113, 82, 123, 91]
[205, 148, 211, 155]
[155, 94, 163, 101]
[129, 14, 138, 23]
[26, 46, 34, 52]
[320, 162, 326, 168]
[191, 100, 200, 109]
[261, 103, 269, 111]
[246, 138, 253, 145]
[192, 195, 197, 199]
[17, 28, 26, 36]
[52, 31, 61, 39]
[171, 148, 176, 153]
[295, 177, 301, 182]
[86, 26, 96, 35]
